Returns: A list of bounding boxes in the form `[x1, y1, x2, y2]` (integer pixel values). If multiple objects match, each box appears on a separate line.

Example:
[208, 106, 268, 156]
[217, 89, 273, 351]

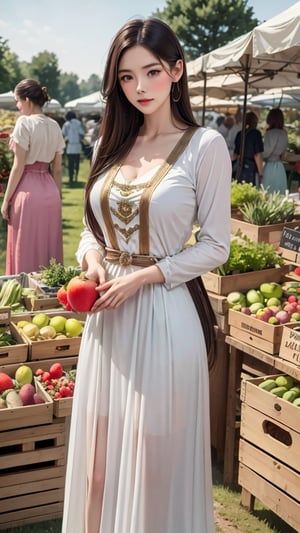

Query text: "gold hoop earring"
[171, 82, 182, 102]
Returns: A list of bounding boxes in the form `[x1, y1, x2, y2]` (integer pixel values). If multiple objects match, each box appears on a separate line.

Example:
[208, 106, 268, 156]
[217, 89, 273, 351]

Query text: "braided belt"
[105, 247, 158, 267]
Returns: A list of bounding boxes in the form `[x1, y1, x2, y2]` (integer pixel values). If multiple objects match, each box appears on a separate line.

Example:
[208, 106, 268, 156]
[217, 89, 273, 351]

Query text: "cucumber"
[258, 379, 277, 392]
[271, 386, 288, 397]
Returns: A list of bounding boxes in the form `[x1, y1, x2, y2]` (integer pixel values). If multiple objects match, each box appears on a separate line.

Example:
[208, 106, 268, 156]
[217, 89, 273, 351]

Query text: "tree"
[154, 0, 259, 60]
[2, 49, 23, 90]
[79, 74, 102, 96]
[59, 73, 81, 105]
[0, 37, 15, 92]
[27, 51, 61, 100]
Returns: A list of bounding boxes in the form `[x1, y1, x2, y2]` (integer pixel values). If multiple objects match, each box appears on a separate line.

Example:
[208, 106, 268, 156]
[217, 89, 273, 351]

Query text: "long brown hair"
[85, 17, 198, 242]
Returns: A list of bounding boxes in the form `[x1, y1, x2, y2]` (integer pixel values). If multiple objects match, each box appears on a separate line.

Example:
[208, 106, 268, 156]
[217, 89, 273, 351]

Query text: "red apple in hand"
[66, 275, 99, 312]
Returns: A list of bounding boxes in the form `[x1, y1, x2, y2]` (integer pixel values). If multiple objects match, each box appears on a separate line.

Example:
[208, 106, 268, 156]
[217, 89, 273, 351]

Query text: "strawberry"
[288, 295, 297, 303]
[294, 266, 300, 276]
[42, 371, 51, 383]
[49, 362, 63, 379]
[66, 274, 99, 312]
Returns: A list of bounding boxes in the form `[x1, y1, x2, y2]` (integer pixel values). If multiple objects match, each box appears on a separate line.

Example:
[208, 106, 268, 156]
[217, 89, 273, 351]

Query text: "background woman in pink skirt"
[1, 79, 65, 274]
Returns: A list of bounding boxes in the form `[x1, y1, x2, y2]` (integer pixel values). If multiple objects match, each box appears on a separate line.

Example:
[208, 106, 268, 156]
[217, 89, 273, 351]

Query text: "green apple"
[246, 289, 264, 306]
[226, 291, 246, 308]
[268, 316, 279, 324]
[291, 312, 300, 321]
[32, 313, 49, 329]
[49, 315, 67, 333]
[260, 282, 283, 300]
[249, 302, 264, 314]
[266, 297, 281, 307]
[15, 365, 33, 385]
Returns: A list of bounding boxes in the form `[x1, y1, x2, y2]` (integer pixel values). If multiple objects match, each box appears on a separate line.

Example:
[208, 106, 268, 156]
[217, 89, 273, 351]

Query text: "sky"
[0, 0, 298, 81]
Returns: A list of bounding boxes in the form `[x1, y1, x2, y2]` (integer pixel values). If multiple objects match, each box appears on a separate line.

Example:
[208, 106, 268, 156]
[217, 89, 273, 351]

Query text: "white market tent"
[0, 91, 63, 113]
[64, 91, 105, 114]
[187, 1, 300, 175]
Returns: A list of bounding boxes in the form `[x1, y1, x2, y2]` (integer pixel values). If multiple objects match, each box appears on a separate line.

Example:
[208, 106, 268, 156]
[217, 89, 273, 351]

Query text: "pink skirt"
[6, 162, 63, 275]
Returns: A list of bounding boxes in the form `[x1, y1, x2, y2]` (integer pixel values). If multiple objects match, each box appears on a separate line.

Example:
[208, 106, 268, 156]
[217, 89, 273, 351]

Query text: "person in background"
[62, 110, 85, 185]
[1, 79, 65, 275]
[62, 17, 231, 533]
[262, 108, 288, 195]
[226, 107, 243, 156]
[232, 111, 264, 186]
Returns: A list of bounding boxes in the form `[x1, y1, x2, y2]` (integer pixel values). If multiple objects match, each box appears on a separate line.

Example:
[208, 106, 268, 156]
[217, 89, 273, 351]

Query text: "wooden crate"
[0, 307, 29, 365]
[279, 324, 300, 366]
[23, 275, 62, 311]
[238, 374, 300, 531]
[207, 293, 229, 334]
[203, 266, 287, 296]
[231, 218, 300, 247]
[0, 379, 53, 431]
[0, 356, 77, 419]
[228, 309, 289, 354]
[0, 418, 65, 530]
[12, 311, 83, 361]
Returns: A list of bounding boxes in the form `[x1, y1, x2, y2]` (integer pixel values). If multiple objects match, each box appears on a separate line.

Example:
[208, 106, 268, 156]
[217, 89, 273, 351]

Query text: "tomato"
[294, 266, 300, 277]
[66, 275, 99, 312]
[57, 286, 68, 306]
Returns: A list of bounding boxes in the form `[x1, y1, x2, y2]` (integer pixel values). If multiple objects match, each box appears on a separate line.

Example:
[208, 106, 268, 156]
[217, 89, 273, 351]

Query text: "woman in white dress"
[62, 18, 231, 533]
[263, 108, 288, 194]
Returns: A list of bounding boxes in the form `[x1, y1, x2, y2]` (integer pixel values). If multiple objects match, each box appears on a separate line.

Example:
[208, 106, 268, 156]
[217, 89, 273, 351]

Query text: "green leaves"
[214, 233, 284, 275]
[239, 189, 295, 225]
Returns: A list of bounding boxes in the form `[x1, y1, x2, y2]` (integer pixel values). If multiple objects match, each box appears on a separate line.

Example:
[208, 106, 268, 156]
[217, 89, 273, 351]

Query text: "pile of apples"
[17, 313, 84, 341]
[0, 365, 46, 409]
[35, 362, 76, 399]
[227, 281, 300, 325]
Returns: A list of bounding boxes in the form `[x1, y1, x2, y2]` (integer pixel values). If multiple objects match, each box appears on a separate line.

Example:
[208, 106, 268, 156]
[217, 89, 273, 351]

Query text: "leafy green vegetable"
[239, 189, 295, 225]
[40, 258, 80, 287]
[231, 180, 261, 208]
[214, 233, 284, 276]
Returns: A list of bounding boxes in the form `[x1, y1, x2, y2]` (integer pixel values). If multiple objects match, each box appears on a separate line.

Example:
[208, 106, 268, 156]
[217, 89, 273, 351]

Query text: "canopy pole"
[201, 72, 207, 126]
[236, 55, 250, 182]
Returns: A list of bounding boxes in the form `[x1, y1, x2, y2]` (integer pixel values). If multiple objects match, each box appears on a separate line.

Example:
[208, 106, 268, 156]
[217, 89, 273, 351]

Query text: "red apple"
[57, 286, 68, 306]
[256, 308, 273, 322]
[66, 275, 99, 312]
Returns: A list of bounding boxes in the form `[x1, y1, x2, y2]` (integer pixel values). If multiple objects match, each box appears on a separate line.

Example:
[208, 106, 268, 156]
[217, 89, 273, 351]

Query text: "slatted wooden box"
[228, 309, 290, 354]
[202, 266, 287, 296]
[0, 418, 66, 530]
[12, 311, 84, 361]
[230, 219, 300, 247]
[0, 307, 29, 365]
[0, 378, 53, 431]
[238, 375, 300, 532]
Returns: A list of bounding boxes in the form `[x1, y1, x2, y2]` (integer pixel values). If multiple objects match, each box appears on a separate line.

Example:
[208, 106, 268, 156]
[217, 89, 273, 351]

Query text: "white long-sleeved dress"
[62, 127, 231, 533]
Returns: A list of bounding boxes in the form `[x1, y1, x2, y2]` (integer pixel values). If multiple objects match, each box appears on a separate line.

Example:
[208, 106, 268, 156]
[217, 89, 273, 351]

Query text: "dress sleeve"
[157, 130, 232, 289]
[10, 117, 30, 151]
[76, 224, 105, 267]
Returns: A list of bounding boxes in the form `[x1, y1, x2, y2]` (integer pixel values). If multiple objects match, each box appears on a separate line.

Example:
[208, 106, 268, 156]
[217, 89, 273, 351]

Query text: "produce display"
[258, 375, 300, 406]
[57, 273, 99, 312]
[35, 362, 76, 399]
[0, 278, 32, 311]
[16, 312, 84, 340]
[0, 365, 46, 409]
[227, 280, 300, 324]
[38, 258, 80, 289]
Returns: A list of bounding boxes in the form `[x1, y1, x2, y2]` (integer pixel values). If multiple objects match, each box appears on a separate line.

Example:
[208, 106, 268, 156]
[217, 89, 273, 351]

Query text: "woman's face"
[118, 45, 182, 115]
[15, 95, 31, 115]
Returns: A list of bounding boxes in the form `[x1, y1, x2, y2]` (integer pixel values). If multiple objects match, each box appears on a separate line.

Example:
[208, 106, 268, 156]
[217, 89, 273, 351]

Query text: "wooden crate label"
[279, 226, 300, 252]
[279, 325, 300, 365]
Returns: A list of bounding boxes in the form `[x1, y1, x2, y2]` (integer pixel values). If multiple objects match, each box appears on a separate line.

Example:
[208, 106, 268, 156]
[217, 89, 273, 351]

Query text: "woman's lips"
[137, 98, 153, 105]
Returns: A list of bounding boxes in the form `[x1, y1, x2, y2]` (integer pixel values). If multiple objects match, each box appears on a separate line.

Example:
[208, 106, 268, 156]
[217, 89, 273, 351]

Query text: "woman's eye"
[119, 74, 132, 82]
[148, 69, 160, 77]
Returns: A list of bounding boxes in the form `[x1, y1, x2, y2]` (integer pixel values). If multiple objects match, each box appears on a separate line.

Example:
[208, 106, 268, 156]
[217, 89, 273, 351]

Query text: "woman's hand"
[91, 271, 142, 311]
[91, 265, 164, 312]
[1, 200, 10, 221]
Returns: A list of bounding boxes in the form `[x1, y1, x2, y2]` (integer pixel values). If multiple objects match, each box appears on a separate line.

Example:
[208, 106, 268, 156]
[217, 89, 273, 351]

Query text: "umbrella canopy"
[187, 2, 300, 178]
[0, 91, 16, 110]
[249, 92, 300, 109]
[64, 91, 105, 114]
[190, 95, 239, 112]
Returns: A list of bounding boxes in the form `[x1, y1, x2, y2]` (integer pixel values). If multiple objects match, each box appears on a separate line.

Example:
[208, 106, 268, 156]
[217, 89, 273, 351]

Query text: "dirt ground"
[214, 501, 242, 531]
